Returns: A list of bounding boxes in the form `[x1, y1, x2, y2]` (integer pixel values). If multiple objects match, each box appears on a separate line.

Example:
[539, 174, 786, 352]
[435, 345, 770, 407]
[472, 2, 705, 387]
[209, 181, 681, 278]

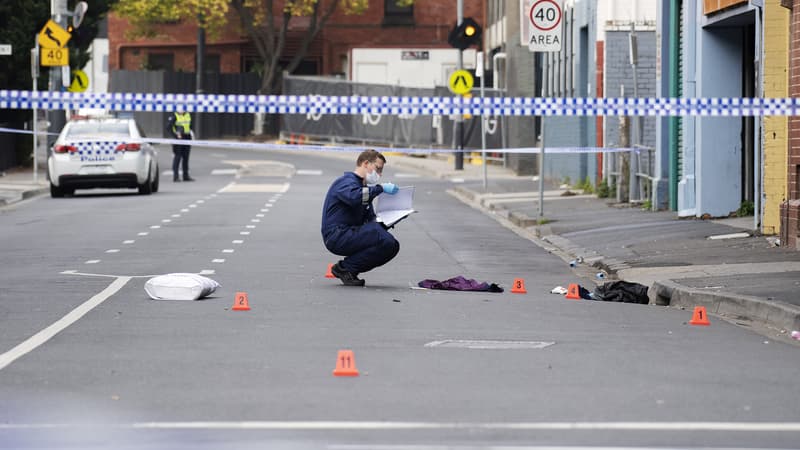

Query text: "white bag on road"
[145, 273, 220, 301]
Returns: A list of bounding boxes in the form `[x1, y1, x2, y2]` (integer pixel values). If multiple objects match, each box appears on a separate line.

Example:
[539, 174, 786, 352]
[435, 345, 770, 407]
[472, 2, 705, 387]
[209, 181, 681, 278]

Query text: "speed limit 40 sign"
[521, 0, 563, 52]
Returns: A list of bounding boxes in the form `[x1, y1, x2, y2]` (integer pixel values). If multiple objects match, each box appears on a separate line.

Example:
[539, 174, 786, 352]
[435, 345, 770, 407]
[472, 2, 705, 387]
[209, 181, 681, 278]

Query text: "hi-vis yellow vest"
[173, 112, 191, 134]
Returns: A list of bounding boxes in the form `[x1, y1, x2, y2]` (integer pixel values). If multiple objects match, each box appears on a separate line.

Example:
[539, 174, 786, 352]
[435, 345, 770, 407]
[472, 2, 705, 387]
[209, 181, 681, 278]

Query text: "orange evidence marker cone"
[689, 306, 711, 326]
[511, 278, 527, 294]
[232, 291, 251, 311]
[325, 263, 335, 279]
[565, 283, 581, 300]
[332, 350, 359, 377]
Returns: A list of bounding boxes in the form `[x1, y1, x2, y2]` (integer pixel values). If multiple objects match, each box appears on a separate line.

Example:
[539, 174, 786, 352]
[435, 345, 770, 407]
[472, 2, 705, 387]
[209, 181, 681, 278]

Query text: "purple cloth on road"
[418, 276, 504, 293]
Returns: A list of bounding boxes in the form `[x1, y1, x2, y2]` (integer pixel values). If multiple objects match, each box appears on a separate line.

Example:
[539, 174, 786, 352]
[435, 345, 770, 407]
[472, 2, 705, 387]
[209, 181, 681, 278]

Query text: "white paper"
[376, 186, 416, 227]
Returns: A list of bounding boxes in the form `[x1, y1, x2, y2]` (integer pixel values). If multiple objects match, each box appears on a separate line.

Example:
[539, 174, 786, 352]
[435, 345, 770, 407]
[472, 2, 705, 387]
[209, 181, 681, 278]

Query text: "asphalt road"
[1, 145, 799, 449]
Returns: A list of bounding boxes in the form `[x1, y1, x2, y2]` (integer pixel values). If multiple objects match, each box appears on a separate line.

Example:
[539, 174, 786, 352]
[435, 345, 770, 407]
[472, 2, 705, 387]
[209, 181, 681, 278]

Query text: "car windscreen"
[66, 122, 131, 139]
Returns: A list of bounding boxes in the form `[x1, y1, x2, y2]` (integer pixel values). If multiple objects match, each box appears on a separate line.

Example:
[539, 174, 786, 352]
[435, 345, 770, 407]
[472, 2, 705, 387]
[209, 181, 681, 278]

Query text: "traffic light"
[448, 17, 482, 50]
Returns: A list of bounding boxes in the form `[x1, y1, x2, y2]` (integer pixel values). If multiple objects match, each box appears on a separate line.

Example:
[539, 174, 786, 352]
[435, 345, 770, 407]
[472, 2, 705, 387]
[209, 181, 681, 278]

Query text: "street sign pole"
[523, 0, 563, 218]
[31, 43, 39, 183]
[478, 52, 488, 191]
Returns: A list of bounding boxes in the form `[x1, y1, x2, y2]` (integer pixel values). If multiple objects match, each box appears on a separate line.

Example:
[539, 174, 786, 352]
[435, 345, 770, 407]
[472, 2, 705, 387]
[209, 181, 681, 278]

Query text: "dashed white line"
[212, 259, 225, 263]
[199, 269, 215, 275]
[251, 219, 260, 223]
[240, 231, 250, 235]
[232, 240, 244, 244]
[256, 214, 265, 218]
[181, 209, 189, 212]
[246, 225, 256, 229]
[197, 200, 205, 204]
[261, 209, 270, 212]
[222, 249, 234, 253]
[123, 240, 135, 244]
[162, 219, 171, 223]
[138, 232, 149, 236]
[85, 260, 100, 264]
[150, 225, 161, 229]
[189, 205, 197, 208]
[105, 249, 120, 254]
[171, 214, 180, 218]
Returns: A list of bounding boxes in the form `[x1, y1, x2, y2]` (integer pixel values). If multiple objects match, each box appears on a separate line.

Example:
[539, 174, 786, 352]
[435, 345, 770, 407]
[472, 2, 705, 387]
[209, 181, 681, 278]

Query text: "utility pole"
[455, 0, 464, 170]
[47, 0, 68, 149]
[195, 14, 205, 140]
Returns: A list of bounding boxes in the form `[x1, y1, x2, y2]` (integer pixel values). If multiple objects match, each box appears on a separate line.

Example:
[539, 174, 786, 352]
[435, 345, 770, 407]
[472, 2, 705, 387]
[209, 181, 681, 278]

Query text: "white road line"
[246, 225, 256, 229]
[251, 219, 260, 223]
[150, 225, 161, 229]
[138, 232, 149, 236]
[2, 421, 795, 432]
[0, 277, 131, 371]
[189, 204, 197, 208]
[123, 240, 135, 244]
[296, 169, 323, 175]
[240, 231, 250, 235]
[261, 209, 270, 212]
[105, 249, 120, 254]
[256, 214, 265, 217]
[171, 214, 180, 218]
[212, 169, 237, 175]
[222, 249, 234, 253]
[162, 219, 171, 223]
[212, 259, 225, 263]
[197, 200, 205, 204]
[85, 260, 100, 264]
[232, 240, 244, 244]
[199, 269, 215, 275]
[181, 208, 189, 212]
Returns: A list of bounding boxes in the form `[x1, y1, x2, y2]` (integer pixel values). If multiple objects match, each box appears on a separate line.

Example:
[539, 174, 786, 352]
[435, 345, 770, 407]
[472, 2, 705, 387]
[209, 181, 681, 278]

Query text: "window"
[383, 0, 414, 26]
[147, 53, 174, 71]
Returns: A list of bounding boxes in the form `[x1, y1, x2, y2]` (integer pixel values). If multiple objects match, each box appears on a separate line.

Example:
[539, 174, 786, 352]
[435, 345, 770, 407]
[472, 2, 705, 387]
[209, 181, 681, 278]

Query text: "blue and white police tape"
[2, 90, 800, 116]
[0, 127, 635, 155]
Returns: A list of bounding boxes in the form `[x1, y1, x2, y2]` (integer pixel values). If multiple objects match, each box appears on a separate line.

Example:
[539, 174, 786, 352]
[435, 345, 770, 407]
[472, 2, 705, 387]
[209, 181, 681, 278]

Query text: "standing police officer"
[321, 149, 400, 286]
[166, 110, 195, 182]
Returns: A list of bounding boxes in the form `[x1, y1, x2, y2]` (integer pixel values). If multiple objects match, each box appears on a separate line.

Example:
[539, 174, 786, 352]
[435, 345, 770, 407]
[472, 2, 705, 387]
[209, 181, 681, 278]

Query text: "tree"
[114, 0, 414, 95]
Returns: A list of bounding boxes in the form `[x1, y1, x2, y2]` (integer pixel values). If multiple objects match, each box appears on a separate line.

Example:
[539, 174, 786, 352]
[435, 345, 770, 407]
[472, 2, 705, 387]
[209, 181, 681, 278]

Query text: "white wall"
[87, 38, 109, 93]
[596, 0, 658, 38]
[350, 48, 477, 88]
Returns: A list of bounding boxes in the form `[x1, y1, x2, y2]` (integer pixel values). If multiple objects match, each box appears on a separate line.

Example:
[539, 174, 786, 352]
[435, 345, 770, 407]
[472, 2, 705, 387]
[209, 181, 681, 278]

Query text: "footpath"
[3, 151, 799, 343]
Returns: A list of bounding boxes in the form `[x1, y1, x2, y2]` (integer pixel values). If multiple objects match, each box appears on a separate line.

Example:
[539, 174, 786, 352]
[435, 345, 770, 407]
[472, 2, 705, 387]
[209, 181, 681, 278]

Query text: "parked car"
[47, 117, 159, 197]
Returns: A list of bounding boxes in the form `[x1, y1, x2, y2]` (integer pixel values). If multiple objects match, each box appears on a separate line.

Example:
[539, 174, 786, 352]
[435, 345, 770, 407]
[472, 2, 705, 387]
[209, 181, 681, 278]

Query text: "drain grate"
[424, 339, 555, 349]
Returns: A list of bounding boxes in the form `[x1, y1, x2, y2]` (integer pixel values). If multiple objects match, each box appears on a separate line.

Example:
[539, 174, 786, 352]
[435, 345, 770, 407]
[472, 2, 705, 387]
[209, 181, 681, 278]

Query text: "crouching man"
[321, 149, 400, 286]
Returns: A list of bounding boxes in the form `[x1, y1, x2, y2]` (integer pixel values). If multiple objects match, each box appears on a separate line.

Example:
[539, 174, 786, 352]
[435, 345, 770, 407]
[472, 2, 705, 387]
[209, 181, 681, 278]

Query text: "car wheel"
[138, 169, 153, 195]
[152, 165, 160, 193]
[50, 182, 65, 198]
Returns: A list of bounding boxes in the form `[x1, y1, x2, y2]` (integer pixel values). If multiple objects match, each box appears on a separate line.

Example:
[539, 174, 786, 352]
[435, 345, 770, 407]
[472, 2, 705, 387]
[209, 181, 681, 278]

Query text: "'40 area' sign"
[520, 0, 563, 52]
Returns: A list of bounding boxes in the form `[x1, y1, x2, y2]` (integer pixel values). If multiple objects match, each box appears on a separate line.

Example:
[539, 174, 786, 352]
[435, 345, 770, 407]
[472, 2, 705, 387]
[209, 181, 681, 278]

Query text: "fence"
[109, 70, 259, 139]
[281, 75, 507, 160]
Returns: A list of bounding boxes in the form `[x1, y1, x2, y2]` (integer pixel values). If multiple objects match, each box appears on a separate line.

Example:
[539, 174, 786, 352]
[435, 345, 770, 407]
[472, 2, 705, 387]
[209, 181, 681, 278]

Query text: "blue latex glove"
[381, 183, 399, 195]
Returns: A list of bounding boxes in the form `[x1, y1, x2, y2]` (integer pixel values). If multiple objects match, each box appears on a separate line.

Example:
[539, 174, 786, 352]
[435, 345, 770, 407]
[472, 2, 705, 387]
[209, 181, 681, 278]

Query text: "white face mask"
[365, 170, 380, 186]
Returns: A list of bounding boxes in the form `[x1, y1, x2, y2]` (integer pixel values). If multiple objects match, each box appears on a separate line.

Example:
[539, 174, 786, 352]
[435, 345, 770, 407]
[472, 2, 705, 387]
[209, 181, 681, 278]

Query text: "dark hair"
[356, 149, 386, 166]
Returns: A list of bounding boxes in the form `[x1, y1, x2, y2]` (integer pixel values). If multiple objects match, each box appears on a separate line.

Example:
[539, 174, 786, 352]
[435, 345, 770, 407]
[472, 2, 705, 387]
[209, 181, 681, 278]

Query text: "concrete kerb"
[651, 280, 800, 333]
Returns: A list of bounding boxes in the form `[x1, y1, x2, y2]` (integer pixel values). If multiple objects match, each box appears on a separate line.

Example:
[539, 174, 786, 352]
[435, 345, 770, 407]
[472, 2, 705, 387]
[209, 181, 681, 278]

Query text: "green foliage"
[562, 176, 571, 187]
[641, 199, 652, 211]
[536, 218, 552, 225]
[737, 200, 754, 217]
[579, 176, 594, 194]
[597, 179, 610, 198]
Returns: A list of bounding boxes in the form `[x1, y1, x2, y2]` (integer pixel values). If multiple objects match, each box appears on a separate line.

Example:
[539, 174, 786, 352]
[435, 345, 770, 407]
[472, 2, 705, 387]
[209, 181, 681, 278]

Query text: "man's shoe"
[330, 263, 365, 286]
[183, 176, 195, 182]
[173, 176, 180, 182]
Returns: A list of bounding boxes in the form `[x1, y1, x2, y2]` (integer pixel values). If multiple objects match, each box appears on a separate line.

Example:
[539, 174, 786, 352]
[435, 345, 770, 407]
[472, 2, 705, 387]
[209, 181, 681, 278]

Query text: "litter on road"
[145, 273, 220, 301]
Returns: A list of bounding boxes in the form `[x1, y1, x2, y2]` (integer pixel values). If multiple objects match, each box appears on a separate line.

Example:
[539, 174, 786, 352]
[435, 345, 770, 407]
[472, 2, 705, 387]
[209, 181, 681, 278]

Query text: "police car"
[47, 117, 159, 197]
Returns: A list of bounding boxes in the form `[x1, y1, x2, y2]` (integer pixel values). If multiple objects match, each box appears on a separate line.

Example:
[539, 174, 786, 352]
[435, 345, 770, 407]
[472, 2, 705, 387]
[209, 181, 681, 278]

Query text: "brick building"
[108, 1, 485, 77]
[782, 0, 800, 248]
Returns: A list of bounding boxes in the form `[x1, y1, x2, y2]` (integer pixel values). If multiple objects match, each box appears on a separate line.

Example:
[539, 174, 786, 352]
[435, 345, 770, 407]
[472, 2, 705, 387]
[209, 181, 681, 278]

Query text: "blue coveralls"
[321, 172, 400, 274]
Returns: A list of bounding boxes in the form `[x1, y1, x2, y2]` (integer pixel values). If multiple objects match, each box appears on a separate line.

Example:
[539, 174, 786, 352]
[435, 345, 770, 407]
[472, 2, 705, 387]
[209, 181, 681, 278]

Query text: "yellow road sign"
[68, 69, 89, 93]
[448, 69, 474, 95]
[38, 19, 71, 48]
[40, 47, 69, 66]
